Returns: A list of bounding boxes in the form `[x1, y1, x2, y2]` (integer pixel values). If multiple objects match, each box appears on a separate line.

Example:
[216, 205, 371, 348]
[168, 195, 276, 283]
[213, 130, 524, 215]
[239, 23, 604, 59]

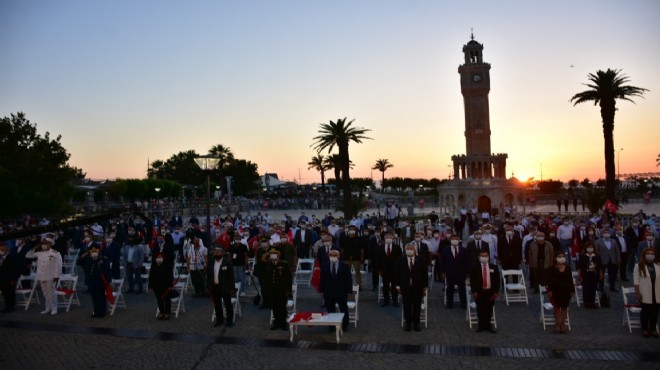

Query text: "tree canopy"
[0, 112, 84, 218]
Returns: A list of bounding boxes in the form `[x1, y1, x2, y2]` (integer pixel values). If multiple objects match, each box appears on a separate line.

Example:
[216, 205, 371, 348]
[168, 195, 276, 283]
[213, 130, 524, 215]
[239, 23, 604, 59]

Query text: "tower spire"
[470, 28, 474, 40]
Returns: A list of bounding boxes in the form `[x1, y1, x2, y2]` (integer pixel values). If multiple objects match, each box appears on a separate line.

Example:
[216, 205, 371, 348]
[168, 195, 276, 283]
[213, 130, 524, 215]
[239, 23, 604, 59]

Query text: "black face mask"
[214, 255, 223, 261]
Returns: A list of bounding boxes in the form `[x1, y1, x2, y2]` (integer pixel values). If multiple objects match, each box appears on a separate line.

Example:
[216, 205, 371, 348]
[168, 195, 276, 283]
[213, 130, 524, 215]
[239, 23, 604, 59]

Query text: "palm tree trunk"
[600, 99, 617, 201]
[339, 144, 353, 218]
[381, 172, 385, 193]
[321, 171, 325, 192]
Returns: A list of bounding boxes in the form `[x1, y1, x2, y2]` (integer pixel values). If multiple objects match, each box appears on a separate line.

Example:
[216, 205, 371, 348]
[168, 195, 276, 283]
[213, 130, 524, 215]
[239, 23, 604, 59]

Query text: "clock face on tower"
[472, 74, 482, 82]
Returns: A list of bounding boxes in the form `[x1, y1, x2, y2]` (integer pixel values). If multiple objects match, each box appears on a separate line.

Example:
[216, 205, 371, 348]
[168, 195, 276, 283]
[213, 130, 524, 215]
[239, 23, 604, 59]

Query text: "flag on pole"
[310, 259, 321, 292]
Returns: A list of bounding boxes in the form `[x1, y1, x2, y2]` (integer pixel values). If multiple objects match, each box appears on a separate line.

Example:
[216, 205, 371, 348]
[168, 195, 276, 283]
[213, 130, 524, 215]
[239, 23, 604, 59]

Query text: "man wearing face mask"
[293, 221, 314, 259]
[123, 228, 146, 294]
[576, 241, 603, 309]
[466, 230, 489, 268]
[340, 225, 366, 290]
[0, 243, 21, 313]
[263, 249, 292, 330]
[79, 231, 99, 293]
[320, 249, 353, 332]
[77, 246, 110, 318]
[396, 243, 428, 332]
[378, 232, 402, 307]
[26, 238, 62, 315]
[497, 225, 523, 280]
[528, 232, 554, 293]
[207, 246, 235, 327]
[440, 234, 469, 309]
[595, 228, 620, 292]
[636, 231, 660, 263]
[470, 250, 500, 333]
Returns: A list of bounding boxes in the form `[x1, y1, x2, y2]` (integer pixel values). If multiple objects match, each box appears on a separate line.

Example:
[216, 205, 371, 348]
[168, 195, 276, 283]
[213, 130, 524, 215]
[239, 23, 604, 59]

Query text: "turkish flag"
[247, 235, 260, 251]
[310, 259, 321, 292]
[102, 276, 115, 305]
[214, 231, 231, 248]
[603, 199, 618, 214]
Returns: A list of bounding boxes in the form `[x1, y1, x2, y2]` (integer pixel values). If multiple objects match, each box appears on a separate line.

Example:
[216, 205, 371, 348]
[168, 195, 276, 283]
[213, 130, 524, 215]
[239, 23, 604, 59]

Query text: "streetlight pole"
[154, 187, 161, 220]
[617, 148, 623, 200]
[194, 155, 220, 248]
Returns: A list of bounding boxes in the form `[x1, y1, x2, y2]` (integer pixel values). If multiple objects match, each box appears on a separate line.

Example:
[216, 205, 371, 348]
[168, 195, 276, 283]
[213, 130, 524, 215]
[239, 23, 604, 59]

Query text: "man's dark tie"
[332, 263, 337, 276]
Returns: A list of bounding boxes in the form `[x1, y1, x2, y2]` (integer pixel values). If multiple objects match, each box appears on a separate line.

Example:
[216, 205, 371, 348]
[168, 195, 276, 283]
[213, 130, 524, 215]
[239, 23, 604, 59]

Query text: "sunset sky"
[1, 0, 659, 184]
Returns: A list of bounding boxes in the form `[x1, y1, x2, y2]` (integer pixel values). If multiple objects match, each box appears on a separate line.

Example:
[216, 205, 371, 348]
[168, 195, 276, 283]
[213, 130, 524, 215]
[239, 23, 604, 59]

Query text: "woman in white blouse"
[634, 247, 660, 338]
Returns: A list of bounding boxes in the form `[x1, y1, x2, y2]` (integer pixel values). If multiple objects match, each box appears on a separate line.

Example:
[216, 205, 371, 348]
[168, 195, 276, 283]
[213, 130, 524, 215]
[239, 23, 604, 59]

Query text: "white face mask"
[156, 257, 164, 265]
[90, 252, 99, 259]
[450, 240, 459, 246]
[414, 237, 421, 242]
[603, 233, 610, 239]
[646, 254, 656, 263]
[329, 256, 339, 263]
[505, 231, 513, 236]
[269, 254, 278, 261]
[348, 231, 356, 236]
[323, 242, 331, 247]
[484, 230, 491, 235]
[647, 236, 654, 242]
[405, 249, 415, 257]
[556, 257, 566, 264]
[479, 256, 489, 264]
[41, 244, 49, 251]
[586, 248, 594, 253]
[537, 237, 545, 242]
[385, 238, 393, 244]
[474, 235, 482, 240]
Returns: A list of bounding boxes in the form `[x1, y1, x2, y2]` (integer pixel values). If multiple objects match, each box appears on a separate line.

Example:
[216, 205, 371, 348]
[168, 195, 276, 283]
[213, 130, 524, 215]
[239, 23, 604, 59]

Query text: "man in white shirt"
[25, 238, 62, 315]
[187, 236, 208, 297]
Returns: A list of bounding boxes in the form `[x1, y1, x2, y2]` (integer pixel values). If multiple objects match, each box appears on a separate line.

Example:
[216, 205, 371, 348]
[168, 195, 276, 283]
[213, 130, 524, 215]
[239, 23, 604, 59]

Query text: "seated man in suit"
[469, 250, 500, 333]
[396, 243, 428, 332]
[320, 249, 353, 331]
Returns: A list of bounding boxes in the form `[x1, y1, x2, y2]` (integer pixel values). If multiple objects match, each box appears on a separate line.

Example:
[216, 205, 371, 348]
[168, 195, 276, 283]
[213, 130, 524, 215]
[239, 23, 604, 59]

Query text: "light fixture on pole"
[194, 155, 221, 247]
[154, 187, 161, 217]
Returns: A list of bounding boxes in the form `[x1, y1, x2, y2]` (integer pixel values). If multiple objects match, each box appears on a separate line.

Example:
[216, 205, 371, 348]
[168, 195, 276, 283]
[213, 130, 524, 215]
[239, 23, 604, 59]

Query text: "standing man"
[207, 246, 235, 327]
[186, 236, 208, 297]
[595, 228, 620, 292]
[0, 244, 21, 313]
[340, 225, 365, 290]
[528, 232, 554, 293]
[263, 249, 292, 331]
[497, 225, 522, 272]
[123, 233, 145, 294]
[77, 246, 111, 318]
[470, 250, 500, 333]
[613, 225, 631, 281]
[228, 233, 248, 293]
[557, 217, 575, 266]
[26, 238, 62, 315]
[378, 232, 402, 307]
[396, 243, 428, 332]
[466, 230, 489, 269]
[293, 221, 314, 259]
[440, 234, 469, 309]
[320, 249, 353, 332]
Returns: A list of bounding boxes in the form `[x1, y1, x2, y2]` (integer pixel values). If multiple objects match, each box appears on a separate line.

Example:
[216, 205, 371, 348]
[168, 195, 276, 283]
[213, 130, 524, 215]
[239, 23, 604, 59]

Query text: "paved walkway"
[1, 266, 659, 369]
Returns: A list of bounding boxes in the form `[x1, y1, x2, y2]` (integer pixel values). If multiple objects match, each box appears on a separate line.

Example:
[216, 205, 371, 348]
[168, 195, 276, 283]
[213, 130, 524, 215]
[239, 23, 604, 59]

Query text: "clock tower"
[458, 33, 491, 156]
[440, 33, 523, 215]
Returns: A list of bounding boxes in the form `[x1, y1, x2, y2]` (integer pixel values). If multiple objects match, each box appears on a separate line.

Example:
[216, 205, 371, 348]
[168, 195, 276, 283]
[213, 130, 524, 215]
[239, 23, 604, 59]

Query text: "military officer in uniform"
[263, 249, 292, 331]
[26, 238, 63, 315]
[77, 245, 111, 318]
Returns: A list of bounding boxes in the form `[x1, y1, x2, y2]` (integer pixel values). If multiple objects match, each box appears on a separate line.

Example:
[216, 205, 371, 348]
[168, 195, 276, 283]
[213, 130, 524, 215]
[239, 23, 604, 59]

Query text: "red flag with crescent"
[310, 259, 321, 292]
[603, 199, 618, 214]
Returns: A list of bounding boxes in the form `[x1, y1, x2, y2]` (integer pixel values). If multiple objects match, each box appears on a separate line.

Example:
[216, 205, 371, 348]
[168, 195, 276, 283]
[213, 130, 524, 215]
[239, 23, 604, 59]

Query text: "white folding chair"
[465, 286, 497, 329]
[271, 283, 297, 324]
[501, 269, 528, 305]
[212, 282, 242, 323]
[539, 286, 570, 331]
[157, 275, 187, 318]
[55, 275, 80, 312]
[246, 258, 256, 286]
[443, 278, 464, 307]
[378, 276, 384, 303]
[336, 284, 359, 327]
[360, 260, 369, 290]
[294, 258, 315, 287]
[108, 278, 126, 315]
[15, 275, 40, 310]
[622, 286, 643, 333]
[572, 271, 600, 308]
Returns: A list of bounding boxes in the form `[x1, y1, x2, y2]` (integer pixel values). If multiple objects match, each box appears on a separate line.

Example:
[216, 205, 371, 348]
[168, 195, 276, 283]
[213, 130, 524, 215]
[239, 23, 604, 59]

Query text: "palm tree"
[208, 144, 235, 193]
[656, 153, 659, 167]
[570, 69, 648, 201]
[312, 118, 371, 218]
[325, 154, 354, 196]
[307, 154, 330, 192]
[372, 158, 394, 192]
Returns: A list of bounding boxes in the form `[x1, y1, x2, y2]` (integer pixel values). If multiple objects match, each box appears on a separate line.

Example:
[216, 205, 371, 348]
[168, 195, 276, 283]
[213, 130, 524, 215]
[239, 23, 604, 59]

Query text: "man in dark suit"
[440, 234, 469, 309]
[595, 229, 620, 292]
[320, 249, 353, 331]
[340, 225, 366, 289]
[466, 230, 489, 269]
[316, 234, 339, 267]
[396, 243, 428, 332]
[469, 250, 500, 333]
[0, 244, 21, 312]
[207, 246, 235, 327]
[378, 232, 402, 307]
[497, 225, 523, 272]
[366, 226, 382, 291]
[411, 231, 431, 265]
[294, 221, 314, 259]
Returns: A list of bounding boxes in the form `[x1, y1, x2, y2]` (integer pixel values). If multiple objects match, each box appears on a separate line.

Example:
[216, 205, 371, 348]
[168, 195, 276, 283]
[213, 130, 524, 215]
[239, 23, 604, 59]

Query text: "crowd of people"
[0, 207, 659, 338]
